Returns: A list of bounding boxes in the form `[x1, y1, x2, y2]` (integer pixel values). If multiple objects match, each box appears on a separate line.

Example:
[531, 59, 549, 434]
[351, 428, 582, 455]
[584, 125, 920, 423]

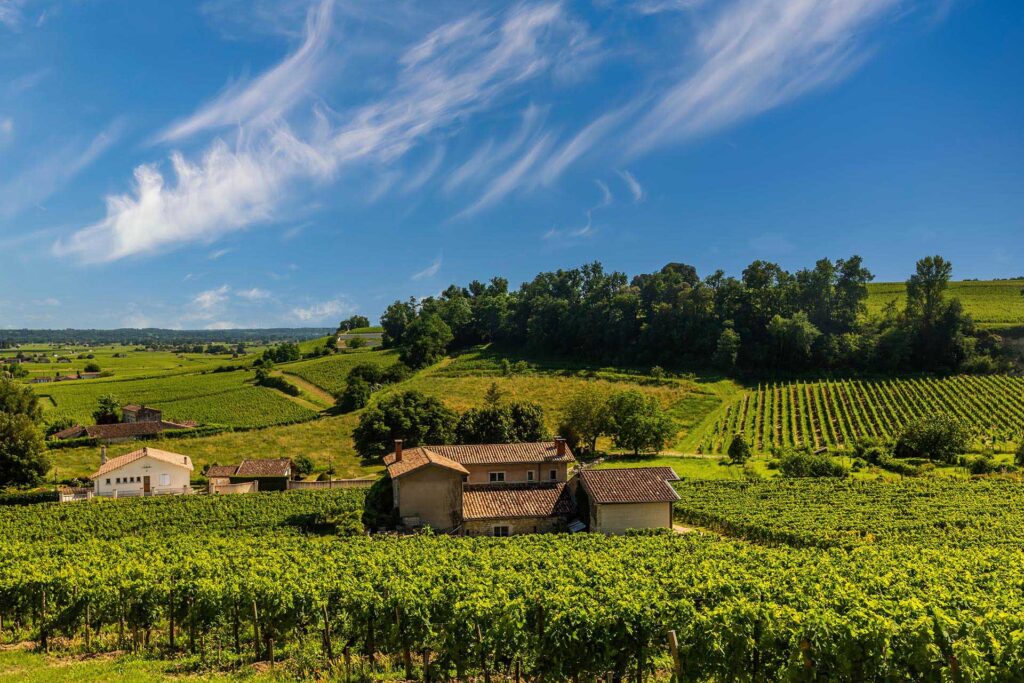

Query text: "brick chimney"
[100, 444, 108, 465]
[394, 439, 403, 462]
[555, 437, 566, 457]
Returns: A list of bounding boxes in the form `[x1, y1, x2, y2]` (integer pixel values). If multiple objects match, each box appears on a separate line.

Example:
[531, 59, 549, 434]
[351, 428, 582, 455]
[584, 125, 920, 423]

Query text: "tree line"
[381, 255, 1010, 375]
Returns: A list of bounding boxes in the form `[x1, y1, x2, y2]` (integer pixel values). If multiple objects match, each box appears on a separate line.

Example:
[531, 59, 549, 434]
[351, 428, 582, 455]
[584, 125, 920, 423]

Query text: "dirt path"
[280, 372, 335, 407]
[673, 523, 697, 534]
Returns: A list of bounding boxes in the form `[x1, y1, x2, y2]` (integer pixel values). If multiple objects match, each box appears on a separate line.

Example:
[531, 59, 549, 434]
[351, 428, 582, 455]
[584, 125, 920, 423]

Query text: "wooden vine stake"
[667, 630, 682, 682]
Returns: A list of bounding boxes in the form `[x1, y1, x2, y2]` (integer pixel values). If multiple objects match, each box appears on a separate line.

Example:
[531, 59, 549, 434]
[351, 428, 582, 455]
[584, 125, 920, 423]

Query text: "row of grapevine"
[701, 375, 1024, 453]
[4, 532, 1024, 680]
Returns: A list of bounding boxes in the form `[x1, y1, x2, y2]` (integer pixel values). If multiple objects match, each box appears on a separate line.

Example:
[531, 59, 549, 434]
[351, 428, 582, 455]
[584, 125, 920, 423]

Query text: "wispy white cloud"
[59, 2, 585, 263]
[595, 179, 612, 207]
[236, 287, 271, 301]
[628, 0, 899, 153]
[457, 134, 554, 217]
[191, 285, 231, 314]
[208, 247, 232, 260]
[158, 0, 334, 143]
[617, 169, 644, 202]
[411, 253, 442, 281]
[292, 297, 350, 322]
[0, 119, 123, 220]
[0, 0, 26, 30]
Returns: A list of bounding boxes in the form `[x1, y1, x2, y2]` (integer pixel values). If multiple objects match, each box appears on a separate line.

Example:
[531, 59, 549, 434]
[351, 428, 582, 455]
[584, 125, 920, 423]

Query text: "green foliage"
[712, 325, 740, 371]
[483, 381, 504, 407]
[43, 413, 75, 437]
[345, 336, 367, 350]
[338, 315, 370, 332]
[776, 449, 848, 478]
[92, 394, 120, 425]
[336, 376, 371, 412]
[0, 412, 48, 487]
[1016, 439, 1024, 468]
[83, 361, 101, 373]
[380, 298, 416, 348]
[727, 433, 751, 464]
[606, 389, 675, 455]
[399, 313, 453, 369]
[286, 350, 400, 395]
[0, 379, 43, 422]
[456, 402, 546, 444]
[353, 390, 457, 458]
[255, 370, 301, 397]
[895, 413, 971, 463]
[262, 342, 301, 364]
[292, 454, 314, 478]
[557, 385, 610, 455]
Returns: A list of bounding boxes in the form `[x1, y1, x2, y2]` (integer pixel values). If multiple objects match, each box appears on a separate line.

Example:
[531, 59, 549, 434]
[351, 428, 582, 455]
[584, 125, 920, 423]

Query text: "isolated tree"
[0, 379, 43, 422]
[483, 381, 504, 408]
[292, 454, 315, 478]
[606, 390, 676, 456]
[894, 414, 971, 463]
[906, 255, 953, 324]
[336, 377, 372, 413]
[727, 434, 752, 464]
[557, 385, 611, 456]
[399, 314, 453, 369]
[353, 390, 457, 458]
[0, 412, 49, 487]
[83, 361, 101, 373]
[92, 395, 121, 425]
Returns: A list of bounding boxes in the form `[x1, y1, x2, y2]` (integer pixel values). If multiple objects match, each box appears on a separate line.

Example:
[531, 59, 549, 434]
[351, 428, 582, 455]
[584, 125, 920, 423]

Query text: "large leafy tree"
[0, 412, 49, 487]
[606, 390, 676, 456]
[353, 390, 457, 458]
[894, 413, 971, 464]
[557, 385, 611, 456]
[92, 395, 121, 425]
[399, 314, 453, 369]
[0, 379, 43, 422]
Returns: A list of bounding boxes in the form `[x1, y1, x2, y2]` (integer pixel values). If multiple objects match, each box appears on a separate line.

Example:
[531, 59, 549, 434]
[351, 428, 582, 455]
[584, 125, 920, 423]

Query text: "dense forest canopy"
[382, 255, 1011, 375]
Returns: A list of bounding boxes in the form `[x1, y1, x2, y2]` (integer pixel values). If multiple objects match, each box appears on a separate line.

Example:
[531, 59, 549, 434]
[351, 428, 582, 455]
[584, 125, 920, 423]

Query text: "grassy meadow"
[866, 279, 1024, 329]
[1, 344, 253, 381]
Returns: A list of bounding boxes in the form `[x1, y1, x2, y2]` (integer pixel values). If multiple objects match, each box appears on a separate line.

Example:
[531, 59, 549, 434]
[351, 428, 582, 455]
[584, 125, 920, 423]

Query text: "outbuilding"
[90, 447, 194, 497]
[575, 467, 679, 534]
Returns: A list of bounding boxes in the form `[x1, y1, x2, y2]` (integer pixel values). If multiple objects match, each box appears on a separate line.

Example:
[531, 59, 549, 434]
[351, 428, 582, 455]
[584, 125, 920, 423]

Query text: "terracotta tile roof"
[90, 447, 193, 480]
[52, 421, 196, 441]
[53, 424, 88, 440]
[235, 459, 292, 477]
[462, 482, 576, 521]
[205, 465, 238, 478]
[578, 467, 680, 504]
[121, 404, 143, 411]
[427, 442, 575, 465]
[384, 448, 470, 479]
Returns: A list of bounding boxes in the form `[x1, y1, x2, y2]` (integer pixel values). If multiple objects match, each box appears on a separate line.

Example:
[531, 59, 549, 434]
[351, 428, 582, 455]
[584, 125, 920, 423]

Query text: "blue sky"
[0, 0, 1021, 329]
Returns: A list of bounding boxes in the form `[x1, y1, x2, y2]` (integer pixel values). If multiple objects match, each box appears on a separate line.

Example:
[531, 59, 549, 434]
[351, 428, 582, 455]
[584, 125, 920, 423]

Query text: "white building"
[90, 447, 194, 497]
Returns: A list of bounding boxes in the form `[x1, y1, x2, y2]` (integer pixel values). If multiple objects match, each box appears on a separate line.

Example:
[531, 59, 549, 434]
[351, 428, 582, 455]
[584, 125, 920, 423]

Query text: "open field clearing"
[699, 374, 1024, 454]
[866, 279, 1024, 329]
[36, 369, 317, 429]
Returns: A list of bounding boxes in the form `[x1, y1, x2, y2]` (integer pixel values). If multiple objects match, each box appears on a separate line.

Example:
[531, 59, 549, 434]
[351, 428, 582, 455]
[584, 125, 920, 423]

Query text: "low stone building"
[575, 467, 680, 534]
[90, 447, 194, 497]
[52, 418, 195, 443]
[203, 459, 294, 492]
[462, 482, 576, 536]
[122, 405, 164, 423]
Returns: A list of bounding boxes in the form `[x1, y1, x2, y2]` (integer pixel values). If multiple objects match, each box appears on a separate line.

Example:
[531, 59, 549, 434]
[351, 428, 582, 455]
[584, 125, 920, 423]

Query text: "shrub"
[776, 450, 848, 478]
[606, 390, 676, 455]
[293, 454, 315, 478]
[336, 377, 371, 412]
[353, 390, 457, 458]
[894, 414, 971, 463]
[0, 413, 49, 487]
[83, 362, 101, 373]
[727, 434, 751, 464]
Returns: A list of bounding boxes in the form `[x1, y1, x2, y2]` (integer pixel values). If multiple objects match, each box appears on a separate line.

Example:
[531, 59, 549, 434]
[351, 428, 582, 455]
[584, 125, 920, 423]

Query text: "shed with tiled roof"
[576, 467, 679, 534]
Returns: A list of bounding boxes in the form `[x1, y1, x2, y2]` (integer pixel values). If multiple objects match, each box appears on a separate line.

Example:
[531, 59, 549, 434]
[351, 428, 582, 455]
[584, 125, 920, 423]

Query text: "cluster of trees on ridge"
[380, 255, 1011, 375]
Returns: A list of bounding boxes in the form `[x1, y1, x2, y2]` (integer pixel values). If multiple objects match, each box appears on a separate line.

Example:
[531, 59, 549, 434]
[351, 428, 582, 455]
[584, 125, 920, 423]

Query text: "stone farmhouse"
[384, 439, 679, 536]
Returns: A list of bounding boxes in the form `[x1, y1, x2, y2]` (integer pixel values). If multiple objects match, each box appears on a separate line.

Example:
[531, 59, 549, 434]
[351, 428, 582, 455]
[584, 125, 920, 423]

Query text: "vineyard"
[3, 484, 1024, 679]
[36, 369, 318, 429]
[866, 279, 1024, 329]
[673, 478, 1024, 548]
[699, 374, 1024, 453]
[285, 349, 400, 395]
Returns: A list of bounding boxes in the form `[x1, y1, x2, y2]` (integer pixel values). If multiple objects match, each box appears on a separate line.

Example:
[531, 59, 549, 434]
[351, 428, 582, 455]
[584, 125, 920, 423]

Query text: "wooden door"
[143, 476, 151, 493]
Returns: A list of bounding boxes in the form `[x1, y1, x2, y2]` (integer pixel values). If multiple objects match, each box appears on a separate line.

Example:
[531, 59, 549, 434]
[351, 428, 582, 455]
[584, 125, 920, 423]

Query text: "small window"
[489, 472, 505, 483]
[159, 474, 170, 486]
[527, 470, 535, 482]
[105, 479, 111, 485]
[493, 526, 510, 537]
[549, 469, 557, 481]
[115, 477, 121, 484]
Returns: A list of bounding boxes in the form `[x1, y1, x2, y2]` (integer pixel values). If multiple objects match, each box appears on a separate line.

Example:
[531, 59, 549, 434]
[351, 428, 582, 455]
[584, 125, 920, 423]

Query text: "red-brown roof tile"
[384, 448, 469, 479]
[462, 482, 576, 521]
[90, 447, 193, 480]
[578, 467, 680, 504]
[235, 459, 292, 477]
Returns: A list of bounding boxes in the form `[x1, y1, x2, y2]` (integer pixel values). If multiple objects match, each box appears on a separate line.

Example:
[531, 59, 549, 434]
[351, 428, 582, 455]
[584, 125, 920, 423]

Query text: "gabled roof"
[462, 482, 576, 521]
[235, 459, 292, 477]
[205, 465, 239, 478]
[577, 467, 680, 504]
[384, 448, 470, 479]
[426, 442, 575, 465]
[90, 447, 194, 480]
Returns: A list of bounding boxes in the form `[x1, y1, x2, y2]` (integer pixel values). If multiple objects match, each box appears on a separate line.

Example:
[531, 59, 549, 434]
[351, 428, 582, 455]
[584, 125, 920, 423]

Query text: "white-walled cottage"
[90, 447, 194, 497]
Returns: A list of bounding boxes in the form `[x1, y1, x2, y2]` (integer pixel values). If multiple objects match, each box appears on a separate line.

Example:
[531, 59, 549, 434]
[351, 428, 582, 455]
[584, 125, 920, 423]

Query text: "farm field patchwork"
[2, 344, 255, 381]
[36, 369, 317, 429]
[699, 374, 1024, 454]
[866, 279, 1024, 329]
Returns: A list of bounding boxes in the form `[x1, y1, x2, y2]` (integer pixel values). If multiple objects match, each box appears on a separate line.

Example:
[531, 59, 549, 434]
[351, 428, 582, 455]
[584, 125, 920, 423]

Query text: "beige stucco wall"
[94, 456, 192, 496]
[464, 462, 568, 485]
[395, 466, 462, 530]
[592, 502, 672, 534]
[463, 516, 564, 536]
